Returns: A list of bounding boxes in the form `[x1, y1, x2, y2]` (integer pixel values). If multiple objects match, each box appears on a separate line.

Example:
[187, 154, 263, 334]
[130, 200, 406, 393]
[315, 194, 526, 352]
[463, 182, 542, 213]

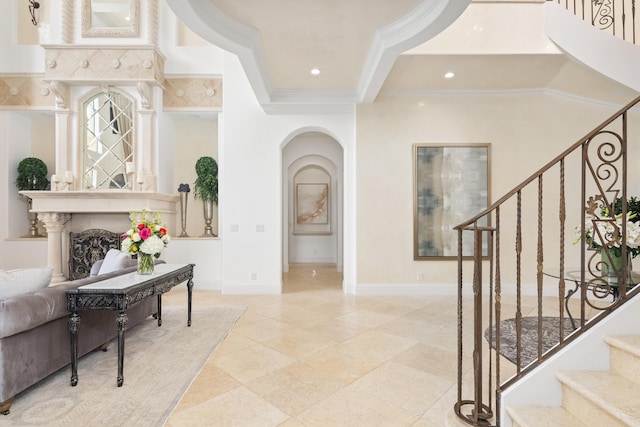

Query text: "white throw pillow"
[89, 260, 104, 277]
[97, 249, 134, 275]
[0, 267, 53, 299]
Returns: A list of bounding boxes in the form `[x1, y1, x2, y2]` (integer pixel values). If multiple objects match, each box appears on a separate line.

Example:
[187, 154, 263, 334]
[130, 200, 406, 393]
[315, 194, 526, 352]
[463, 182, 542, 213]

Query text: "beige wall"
[356, 91, 640, 287]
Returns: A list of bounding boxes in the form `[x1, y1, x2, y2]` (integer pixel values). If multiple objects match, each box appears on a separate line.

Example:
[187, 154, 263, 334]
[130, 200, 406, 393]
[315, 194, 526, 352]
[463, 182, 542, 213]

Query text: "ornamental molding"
[0, 74, 56, 109]
[163, 76, 222, 111]
[43, 46, 165, 87]
[0, 71, 224, 113]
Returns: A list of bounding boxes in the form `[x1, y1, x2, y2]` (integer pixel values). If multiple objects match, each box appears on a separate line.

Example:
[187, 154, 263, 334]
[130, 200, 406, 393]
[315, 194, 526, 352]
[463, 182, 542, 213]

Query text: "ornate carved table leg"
[116, 312, 128, 387]
[69, 312, 80, 386]
[187, 277, 194, 327]
[157, 294, 162, 327]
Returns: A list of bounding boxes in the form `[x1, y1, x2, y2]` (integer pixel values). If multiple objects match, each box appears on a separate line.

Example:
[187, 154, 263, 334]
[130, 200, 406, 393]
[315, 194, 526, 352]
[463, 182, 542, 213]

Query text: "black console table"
[66, 263, 195, 387]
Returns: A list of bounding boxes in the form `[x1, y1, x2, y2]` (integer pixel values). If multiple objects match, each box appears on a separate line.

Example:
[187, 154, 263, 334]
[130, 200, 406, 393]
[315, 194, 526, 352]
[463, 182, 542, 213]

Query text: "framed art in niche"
[413, 143, 490, 259]
[294, 183, 331, 235]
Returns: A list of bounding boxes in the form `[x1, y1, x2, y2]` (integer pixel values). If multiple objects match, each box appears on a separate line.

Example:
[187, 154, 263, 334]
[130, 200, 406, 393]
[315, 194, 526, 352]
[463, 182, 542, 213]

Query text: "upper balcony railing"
[553, 0, 638, 44]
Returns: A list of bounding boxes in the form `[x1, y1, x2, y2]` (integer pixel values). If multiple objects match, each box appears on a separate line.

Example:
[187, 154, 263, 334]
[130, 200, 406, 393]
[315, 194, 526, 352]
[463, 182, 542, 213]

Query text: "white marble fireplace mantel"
[20, 190, 178, 214]
[20, 191, 178, 282]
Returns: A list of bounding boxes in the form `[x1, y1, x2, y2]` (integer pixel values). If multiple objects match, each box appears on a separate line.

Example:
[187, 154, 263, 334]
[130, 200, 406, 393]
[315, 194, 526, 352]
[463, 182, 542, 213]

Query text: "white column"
[49, 81, 72, 190]
[137, 109, 156, 191]
[144, 0, 159, 46]
[39, 213, 71, 283]
[60, 0, 74, 44]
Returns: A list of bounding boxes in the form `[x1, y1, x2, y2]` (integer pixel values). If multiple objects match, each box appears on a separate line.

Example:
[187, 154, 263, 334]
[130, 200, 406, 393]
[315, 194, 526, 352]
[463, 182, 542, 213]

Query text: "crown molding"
[165, 0, 470, 112]
[358, 0, 471, 103]
[164, 0, 272, 105]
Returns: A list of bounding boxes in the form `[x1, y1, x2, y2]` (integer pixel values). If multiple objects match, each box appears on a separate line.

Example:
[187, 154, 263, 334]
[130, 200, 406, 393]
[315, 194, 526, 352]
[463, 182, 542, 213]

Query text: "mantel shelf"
[20, 190, 178, 214]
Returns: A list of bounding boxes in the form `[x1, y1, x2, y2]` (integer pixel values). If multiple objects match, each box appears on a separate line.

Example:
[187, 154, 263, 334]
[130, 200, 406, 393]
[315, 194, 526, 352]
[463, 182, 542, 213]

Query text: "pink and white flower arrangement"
[121, 210, 170, 258]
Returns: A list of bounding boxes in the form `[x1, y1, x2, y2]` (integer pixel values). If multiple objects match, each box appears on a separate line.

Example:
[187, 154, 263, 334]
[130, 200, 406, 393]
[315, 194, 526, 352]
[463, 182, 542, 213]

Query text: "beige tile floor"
[161, 263, 590, 426]
[160, 264, 466, 426]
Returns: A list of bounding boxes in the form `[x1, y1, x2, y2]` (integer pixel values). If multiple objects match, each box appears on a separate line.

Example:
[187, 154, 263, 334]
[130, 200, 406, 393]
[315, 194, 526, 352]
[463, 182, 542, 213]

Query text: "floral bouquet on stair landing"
[575, 196, 640, 279]
[121, 210, 170, 275]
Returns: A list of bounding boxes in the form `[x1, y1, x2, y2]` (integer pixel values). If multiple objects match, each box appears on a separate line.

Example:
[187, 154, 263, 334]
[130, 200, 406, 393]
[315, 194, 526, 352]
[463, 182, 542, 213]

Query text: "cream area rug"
[3, 306, 245, 427]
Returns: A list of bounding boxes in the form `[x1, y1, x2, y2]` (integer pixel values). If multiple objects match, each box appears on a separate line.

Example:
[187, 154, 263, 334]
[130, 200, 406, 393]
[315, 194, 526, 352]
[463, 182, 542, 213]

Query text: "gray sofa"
[0, 264, 157, 414]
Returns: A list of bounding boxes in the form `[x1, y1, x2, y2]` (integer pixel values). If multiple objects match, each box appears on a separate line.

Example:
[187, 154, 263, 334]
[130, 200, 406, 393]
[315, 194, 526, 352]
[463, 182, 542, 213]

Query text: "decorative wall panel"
[0, 75, 55, 108]
[163, 77, 222, 111]
[44, 47, 164, 85]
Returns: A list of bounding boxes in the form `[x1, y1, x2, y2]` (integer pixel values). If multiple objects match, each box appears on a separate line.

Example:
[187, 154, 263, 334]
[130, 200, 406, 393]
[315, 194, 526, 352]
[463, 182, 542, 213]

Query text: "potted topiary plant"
[16, 157, 49, 191]
[193, 156, 218, 237]
[15, 157, 50, 237]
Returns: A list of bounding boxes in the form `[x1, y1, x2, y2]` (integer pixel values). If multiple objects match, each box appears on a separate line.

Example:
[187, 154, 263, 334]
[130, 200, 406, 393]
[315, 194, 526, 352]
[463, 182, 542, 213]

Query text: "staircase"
[453, 3, 640, 426]
[507, 335, 640, 426]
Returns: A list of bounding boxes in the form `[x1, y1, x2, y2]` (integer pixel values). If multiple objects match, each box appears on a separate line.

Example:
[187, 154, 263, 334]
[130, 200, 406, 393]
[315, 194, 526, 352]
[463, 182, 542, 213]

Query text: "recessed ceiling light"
[310, 68, 321, 76]
[444, 72, 455, 79]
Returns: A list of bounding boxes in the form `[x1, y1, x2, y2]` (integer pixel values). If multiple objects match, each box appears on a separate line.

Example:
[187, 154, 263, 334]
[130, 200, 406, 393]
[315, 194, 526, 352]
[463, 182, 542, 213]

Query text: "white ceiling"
[165, 0, 637, 112]
[212, 0, 423, 90]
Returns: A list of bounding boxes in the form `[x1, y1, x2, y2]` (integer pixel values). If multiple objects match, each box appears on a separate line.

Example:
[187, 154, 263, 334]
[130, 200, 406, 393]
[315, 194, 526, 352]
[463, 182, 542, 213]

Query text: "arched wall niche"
[281, 131, 343, 274]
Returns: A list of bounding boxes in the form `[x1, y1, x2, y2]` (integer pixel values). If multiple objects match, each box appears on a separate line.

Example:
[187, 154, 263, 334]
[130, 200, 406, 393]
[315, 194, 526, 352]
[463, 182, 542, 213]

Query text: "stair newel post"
[472, 228, 482, 419]
[455, 224, 494, 426]
[472, 225, 488, 423]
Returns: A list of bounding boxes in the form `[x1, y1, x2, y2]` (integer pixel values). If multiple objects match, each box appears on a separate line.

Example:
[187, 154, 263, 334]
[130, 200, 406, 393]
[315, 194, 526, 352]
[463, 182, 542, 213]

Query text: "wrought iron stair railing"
[453, 94, 640, 426]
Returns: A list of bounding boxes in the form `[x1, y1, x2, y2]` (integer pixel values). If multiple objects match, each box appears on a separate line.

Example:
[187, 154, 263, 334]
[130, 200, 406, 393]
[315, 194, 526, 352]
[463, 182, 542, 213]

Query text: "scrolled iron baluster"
[593, 0, 614, 30]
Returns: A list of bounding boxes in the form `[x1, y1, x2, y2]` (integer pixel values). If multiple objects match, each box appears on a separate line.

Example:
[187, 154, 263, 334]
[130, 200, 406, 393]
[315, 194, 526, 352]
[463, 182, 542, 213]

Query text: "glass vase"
[601, 249, 632, 287]
[137, 253, 154, 275]
[601, 250, 623, 277]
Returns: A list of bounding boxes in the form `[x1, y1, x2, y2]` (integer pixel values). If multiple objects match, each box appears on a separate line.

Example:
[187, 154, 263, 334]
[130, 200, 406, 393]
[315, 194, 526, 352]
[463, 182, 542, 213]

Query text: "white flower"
[121, 237, 132, 253]
[581, 212, 640, 252]
[627, 221, 640, 248]
[140, 235, 166, 255]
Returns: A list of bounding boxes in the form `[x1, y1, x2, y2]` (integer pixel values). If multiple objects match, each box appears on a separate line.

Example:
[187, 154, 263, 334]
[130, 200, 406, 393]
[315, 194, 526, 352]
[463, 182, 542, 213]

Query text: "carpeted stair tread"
[506, 406, 588, 427]
[557, 370, 640, 425]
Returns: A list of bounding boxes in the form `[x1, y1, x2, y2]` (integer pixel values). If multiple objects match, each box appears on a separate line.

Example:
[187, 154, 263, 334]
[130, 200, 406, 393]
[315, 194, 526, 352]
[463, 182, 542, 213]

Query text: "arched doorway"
[282, 131, 344, 287]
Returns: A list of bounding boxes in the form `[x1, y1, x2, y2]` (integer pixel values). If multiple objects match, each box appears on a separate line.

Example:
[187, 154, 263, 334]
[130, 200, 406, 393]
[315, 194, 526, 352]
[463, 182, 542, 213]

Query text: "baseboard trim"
[212, 281, 562, 296]
[354, 283, 561, 297]
[194, 279, 222, 291]
[289, 257, 337, 264]
[355, 283, 462, 296]
[221, 282, 282, 295]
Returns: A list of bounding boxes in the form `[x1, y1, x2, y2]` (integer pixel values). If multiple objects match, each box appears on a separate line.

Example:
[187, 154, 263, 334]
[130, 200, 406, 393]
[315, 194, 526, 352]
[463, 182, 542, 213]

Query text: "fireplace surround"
[21, 190, 177, 282]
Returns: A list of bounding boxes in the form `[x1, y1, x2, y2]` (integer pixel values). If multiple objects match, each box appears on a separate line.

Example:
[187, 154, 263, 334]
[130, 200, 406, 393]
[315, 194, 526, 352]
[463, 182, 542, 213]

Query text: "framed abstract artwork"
[413, 143, 491, 260]
[294, 183, 331, 235]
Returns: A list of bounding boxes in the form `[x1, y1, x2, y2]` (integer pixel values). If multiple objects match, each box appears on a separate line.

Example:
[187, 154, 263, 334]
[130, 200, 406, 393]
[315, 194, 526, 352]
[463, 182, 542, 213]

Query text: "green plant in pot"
[193, 156, 218, 237]
[15, 157, 50, 238]
[16, 157, 49, 191]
